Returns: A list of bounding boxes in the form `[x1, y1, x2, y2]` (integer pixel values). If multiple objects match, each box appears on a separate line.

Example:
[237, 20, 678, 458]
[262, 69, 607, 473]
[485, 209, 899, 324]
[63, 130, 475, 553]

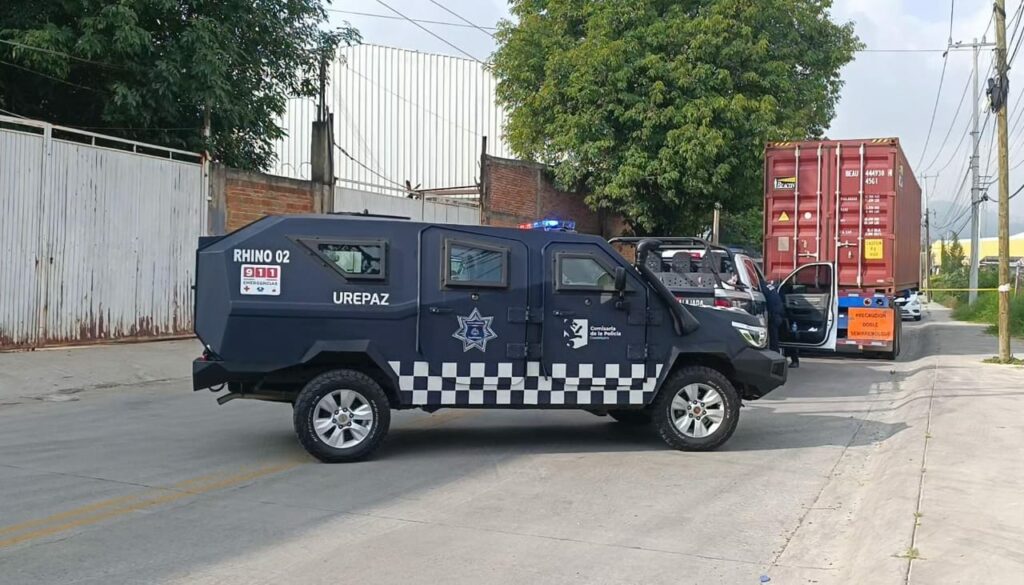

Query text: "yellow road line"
[0, 461, 301, 549]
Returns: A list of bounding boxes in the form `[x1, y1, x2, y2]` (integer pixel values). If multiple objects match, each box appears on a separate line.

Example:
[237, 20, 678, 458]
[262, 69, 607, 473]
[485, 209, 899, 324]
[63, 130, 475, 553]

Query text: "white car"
[894, 292, 922, 321]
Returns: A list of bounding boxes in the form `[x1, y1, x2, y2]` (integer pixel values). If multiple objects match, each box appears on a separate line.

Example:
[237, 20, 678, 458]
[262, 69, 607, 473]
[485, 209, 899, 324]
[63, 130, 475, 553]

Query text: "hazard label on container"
[847, 308, 894, 341]
[864, 238, 884, 260]
[240, 264, 281, 296]
[778, 211, 790, 222]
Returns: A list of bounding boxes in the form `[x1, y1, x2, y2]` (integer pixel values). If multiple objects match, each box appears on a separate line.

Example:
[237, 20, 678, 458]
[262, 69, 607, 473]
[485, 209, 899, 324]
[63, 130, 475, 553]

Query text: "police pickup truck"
[192, 215, 787, 462]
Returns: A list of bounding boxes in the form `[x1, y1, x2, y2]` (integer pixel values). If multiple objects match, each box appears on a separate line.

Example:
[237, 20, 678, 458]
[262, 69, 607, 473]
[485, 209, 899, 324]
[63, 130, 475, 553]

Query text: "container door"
[415, 227, 529, 406]
[831, 142, 898, 291]
[778, 262, 837, 350]
[765, 144, 829, 282]
[541, 242, 653, 406]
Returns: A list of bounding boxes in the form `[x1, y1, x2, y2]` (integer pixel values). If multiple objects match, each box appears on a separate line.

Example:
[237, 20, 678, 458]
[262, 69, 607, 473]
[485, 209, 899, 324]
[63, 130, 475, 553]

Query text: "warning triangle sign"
[779, 211, 790, 222]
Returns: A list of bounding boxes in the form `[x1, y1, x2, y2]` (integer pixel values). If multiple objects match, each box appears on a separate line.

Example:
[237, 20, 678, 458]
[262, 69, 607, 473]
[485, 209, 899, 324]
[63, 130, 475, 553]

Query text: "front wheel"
[651, 366, 741, 451]
[293, 369, 391, 463]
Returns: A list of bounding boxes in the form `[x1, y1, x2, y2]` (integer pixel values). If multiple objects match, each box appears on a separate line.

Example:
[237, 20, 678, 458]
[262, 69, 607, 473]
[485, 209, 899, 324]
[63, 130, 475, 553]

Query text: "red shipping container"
[763, 138, 921, 294]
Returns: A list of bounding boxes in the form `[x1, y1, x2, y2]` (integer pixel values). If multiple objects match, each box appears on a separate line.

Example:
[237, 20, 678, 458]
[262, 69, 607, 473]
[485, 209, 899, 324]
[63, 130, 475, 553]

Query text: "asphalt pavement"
[0, 305, 1021, 585]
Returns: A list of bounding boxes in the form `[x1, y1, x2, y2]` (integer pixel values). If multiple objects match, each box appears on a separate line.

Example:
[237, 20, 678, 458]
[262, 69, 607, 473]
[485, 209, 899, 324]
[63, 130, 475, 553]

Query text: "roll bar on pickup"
[632, 239, 701, 335]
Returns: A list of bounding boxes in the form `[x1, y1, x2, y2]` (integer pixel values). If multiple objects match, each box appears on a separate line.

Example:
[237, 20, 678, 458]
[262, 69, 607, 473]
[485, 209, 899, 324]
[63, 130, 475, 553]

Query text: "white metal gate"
[0, 116, 206, 349]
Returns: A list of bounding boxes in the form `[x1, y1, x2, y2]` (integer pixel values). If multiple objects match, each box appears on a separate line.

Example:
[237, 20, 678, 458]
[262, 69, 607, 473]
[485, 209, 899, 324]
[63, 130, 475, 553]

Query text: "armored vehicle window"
[444, 240, 508, 288]
[307, 240, 387, 280]
[557, 254, 616, 291]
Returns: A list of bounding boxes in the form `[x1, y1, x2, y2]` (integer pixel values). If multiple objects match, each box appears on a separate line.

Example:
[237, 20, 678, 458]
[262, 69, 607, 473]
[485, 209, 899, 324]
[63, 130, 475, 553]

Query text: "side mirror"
[614, 266, 627, 292]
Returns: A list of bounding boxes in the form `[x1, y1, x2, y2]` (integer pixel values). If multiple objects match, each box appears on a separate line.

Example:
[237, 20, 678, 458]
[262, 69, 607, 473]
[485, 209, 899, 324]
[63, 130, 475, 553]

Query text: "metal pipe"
[815, 144, 822, 259]
[857, 143, 866, 288]
[793, 146, 800, 269]
[835, 143, 842, 268]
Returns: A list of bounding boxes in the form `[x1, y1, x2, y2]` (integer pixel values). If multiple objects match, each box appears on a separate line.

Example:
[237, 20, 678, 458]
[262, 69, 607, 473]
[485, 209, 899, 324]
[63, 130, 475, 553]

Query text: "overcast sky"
[328, 0, 1023, 236]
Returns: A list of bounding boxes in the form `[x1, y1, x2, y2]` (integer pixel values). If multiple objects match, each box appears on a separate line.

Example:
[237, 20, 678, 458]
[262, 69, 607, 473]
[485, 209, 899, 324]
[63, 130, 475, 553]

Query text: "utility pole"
[969, 38, 982, 305]
[994, 0, 1012, 361]
[950, 38, 995, 304]
[711, 202, 721, 245]
[921, 173, 939, 297]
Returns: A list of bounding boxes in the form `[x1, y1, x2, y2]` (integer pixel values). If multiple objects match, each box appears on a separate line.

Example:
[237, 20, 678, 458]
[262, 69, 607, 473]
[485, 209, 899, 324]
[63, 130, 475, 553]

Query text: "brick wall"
[208, 164, 332, 234]
[480, 155, 627, 237]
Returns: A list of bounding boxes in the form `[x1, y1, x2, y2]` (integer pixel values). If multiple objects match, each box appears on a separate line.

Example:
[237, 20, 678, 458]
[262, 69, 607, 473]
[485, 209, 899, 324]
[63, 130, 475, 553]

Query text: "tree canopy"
[0, 0, 358, 170]
[492, 0, 861, 235]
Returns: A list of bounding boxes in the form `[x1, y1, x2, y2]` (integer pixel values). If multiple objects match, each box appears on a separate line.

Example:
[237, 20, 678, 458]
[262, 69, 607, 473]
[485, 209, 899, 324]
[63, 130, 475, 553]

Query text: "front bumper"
[899, 306, 921, 319]
[730, 347, 788, 399]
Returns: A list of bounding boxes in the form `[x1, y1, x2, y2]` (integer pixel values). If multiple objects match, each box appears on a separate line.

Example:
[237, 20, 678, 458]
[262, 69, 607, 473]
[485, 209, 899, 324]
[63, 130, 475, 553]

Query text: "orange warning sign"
[847, 308, 895, 341]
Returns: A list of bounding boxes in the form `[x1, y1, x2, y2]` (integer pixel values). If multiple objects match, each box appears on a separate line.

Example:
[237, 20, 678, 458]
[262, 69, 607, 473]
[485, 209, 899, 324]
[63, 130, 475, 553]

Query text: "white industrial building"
[271, 44, 513, 196]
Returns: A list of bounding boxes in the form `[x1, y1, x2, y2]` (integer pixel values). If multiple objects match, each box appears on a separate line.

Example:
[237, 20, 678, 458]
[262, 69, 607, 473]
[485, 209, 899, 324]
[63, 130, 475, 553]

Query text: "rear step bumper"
[192, 359, 276, 391]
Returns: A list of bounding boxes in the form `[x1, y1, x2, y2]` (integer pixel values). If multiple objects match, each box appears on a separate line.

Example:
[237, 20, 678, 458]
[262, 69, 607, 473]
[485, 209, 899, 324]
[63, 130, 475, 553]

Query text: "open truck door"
[778, 263, 837, 351]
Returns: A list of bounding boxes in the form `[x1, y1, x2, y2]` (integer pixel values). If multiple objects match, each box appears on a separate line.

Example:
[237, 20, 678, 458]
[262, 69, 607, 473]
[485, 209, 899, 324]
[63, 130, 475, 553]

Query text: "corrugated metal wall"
[273, 44, 512, 193]
[0, 116, 205, 349]
[335, 187, 480, 225]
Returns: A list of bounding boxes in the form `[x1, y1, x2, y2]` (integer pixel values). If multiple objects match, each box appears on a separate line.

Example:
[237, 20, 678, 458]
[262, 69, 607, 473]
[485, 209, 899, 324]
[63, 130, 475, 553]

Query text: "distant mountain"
[927, 199, 1024, 240]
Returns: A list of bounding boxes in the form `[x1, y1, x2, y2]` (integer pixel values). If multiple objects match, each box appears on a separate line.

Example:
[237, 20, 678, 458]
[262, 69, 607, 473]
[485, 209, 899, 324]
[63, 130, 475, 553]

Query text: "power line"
[0, 58, 106, 93]
[0, 106, 27, 118]
[427, 1, 495, 39]
[917, 1, 955, 169]
[334, 140, 411, 192]
[0, 38, 123, 69]
[373, 0, 483, 63]
[326, 8, 497, 30]
[922, 70, 972, 172]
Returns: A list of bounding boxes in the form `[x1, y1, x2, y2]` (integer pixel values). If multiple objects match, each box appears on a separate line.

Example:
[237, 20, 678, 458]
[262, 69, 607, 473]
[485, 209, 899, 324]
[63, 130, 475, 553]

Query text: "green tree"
[0, 1, 358, 170]
[492, 0, 861, 234]
[945, 233, 966, 276]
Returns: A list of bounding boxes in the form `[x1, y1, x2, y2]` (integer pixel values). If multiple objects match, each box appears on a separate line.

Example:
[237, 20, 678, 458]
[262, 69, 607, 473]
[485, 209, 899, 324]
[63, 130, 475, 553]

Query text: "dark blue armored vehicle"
[192, 215, 787, 462]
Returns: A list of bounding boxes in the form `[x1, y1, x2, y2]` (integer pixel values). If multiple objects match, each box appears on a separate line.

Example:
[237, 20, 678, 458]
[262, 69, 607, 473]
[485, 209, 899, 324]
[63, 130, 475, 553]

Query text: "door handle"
[552, 310, 575, 317]
[429, 306, 454, 314]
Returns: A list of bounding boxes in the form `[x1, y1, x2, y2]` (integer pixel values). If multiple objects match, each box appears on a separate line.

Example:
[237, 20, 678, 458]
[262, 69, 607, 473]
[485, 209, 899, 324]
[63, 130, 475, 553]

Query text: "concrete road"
[0, 306, 1021, 585]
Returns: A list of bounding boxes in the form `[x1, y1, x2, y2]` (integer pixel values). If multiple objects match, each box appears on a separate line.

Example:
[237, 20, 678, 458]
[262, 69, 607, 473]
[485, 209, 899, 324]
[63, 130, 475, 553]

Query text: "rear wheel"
[652, 366, 740, 451]
[607, 410, 652, 425]
[293, 369, 391, 463]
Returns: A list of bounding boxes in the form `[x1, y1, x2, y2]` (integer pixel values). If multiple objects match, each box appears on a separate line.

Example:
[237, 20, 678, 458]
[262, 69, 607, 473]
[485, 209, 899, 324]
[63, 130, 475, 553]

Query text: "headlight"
[731, 321, 768, 349]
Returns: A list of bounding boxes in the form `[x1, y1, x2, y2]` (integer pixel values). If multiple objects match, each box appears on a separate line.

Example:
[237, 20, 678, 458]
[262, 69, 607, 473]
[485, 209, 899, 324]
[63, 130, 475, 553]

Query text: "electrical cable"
[0, 39, 123, 69]
[427, 1, 495, 38]
[0, 58, 106, 93]
[334, 140, 412, 192]
[922, 71, 973, 173]
[326, 8, 497, 30]
[373, 0, 483, 63]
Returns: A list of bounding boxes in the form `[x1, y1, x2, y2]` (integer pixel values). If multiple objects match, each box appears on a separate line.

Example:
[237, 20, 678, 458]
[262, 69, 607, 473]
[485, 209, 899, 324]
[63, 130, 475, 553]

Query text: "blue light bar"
[518, 219, 576, 231]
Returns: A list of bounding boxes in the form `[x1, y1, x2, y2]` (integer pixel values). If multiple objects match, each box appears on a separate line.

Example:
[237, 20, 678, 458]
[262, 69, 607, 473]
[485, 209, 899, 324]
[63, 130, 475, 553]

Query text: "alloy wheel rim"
[670, 383, 725, 438]
[313, 389, 374, 448]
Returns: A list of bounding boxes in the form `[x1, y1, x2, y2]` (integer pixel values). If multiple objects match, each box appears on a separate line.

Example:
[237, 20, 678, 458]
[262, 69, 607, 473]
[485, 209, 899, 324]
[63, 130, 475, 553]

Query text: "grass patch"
[895, 547, 923, 560]
[930, 272, 1024, 338]
[982, 356, 1024, 365]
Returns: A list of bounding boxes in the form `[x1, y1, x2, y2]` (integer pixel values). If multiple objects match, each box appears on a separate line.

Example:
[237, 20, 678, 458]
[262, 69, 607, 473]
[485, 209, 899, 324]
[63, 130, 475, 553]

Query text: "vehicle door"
[416, 227, 529, 405]
[734, 254, 768, 325]
[778, 262, 837, 350]
[541, 242, 653, 405]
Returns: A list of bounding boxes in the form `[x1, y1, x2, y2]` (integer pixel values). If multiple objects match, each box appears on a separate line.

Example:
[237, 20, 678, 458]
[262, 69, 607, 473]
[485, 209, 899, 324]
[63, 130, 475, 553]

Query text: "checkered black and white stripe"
[387, 361, 663, 406]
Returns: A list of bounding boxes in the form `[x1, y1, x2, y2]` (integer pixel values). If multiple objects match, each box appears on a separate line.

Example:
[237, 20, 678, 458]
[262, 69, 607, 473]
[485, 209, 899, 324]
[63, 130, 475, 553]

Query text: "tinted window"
[559, 256, 615, 290]
[318, 242, 384, 278]
[743, 258, 763, 290]
[783, 265, 831, 295]
[447, 243, 507, 287]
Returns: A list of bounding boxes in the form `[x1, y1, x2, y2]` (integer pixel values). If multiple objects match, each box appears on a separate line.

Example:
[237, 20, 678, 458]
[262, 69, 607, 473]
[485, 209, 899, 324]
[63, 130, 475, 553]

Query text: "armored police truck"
[192, 215, 787, 462]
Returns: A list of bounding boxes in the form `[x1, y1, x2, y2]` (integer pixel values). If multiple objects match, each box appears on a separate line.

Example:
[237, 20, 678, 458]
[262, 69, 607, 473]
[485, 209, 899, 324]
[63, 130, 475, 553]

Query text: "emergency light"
[517, 219, 576, 232]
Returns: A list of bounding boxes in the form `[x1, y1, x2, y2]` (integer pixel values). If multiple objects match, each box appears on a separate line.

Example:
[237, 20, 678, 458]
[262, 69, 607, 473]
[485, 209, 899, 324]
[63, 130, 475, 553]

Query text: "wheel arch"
[299, 341, 401, 406]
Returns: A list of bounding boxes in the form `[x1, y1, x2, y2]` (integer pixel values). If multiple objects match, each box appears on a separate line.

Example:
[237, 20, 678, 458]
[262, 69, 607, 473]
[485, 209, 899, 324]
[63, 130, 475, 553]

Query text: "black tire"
[914, 315, 922, 322]
[607, 409, 652, 425]
[293, 369, 391, 463]
[652, 366, 741, 452]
